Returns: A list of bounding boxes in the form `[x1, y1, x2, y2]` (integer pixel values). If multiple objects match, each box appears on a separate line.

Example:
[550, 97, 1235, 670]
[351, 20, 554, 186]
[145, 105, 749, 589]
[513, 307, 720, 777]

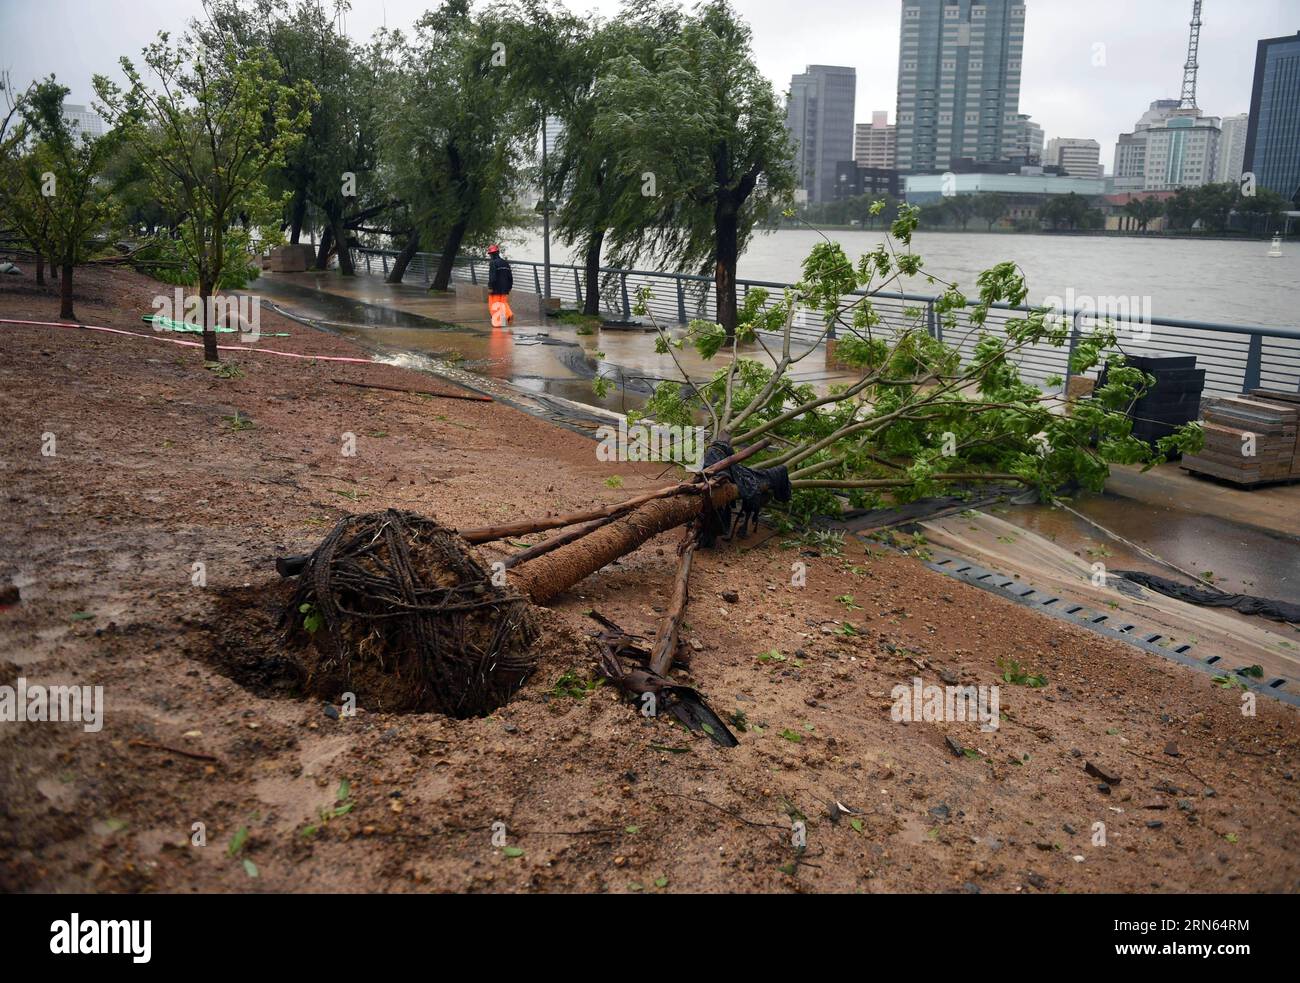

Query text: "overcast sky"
[3, 0, 1297, 171]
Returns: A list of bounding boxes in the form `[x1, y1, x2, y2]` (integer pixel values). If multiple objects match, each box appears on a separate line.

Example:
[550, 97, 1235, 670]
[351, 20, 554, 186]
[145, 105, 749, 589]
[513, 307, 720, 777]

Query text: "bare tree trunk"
[386, 230, 420, 284]
[508, 483, 737, 604]
[315, 225, 333, 270]
[199, 281, 218, 362]
[289, 187, 306, 244]
[330, 210, 355, 277]
[714, 200, 739, 338]
[58, 263, 75, 320]
[35, 254, 45, 287]
[431, 219, 468, 292]
[583, 230, 603, 316]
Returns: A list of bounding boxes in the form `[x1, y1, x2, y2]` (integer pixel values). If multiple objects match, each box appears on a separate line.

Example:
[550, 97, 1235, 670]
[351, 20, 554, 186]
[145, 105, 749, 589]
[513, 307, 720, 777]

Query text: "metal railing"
[354, 247, 1300, 397]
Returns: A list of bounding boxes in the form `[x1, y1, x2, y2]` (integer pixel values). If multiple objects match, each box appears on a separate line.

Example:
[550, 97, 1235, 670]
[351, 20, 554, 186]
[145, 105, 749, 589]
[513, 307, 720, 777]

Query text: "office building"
[62, 104, 105, 141]
[1016, 114, 1043, 164]
[895, 0, 1026, 173]
[1215, 113, 1248, 185]
[833, 161, 902, 200]
[1244, 32, 1300, 206]
[1045, 137, 1102, 178]
[1113, 99, 1186, 192]
[1141, 112, 1221, 191]
[854, 111, 897, 169]
[786, 65, 857, 203]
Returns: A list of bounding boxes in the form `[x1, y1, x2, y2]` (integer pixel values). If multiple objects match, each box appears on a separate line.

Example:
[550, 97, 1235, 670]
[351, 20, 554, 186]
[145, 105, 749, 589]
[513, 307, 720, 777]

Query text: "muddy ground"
[1, 262, 1297, 894]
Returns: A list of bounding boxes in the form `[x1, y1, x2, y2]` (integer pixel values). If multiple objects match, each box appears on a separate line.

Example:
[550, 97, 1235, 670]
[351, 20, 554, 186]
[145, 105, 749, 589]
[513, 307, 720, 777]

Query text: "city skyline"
[1, 0, 1295, 175]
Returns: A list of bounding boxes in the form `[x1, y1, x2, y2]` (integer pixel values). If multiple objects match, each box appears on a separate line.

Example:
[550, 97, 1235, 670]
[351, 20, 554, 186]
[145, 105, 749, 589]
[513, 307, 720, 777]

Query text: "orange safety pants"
[488, 293, 514, 327]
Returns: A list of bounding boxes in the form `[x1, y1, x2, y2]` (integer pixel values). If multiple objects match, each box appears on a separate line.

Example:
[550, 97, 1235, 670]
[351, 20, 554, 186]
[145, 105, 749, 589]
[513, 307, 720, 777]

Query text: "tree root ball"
[281, 510, 538, 716]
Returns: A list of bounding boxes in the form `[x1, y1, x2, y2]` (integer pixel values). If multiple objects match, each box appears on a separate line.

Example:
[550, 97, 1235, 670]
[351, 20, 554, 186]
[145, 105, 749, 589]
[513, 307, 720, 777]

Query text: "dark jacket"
[487, 255, 513, 294]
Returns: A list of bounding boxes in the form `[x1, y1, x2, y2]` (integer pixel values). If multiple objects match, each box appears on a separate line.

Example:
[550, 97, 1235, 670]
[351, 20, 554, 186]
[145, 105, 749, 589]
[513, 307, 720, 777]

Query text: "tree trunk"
[330, 210, 355, 277]
[35, 253, 45, 287]
[431, 219, 468, 292]
[199, 282, 218, 362]
[315, 225, 333, 270]
[289, 187, 306, 244]
[714, 200, 739, 337]
[386, 230, 420, 284]
[509, 483, 737, 604]
[582, 230, 604, 316]
[59, 263, 75, 320]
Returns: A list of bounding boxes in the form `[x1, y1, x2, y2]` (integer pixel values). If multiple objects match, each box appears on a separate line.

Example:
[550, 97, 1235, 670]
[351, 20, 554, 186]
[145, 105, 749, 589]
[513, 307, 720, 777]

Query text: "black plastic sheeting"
[699, 439, 791, 546]
[1116, 571, 1300, 624]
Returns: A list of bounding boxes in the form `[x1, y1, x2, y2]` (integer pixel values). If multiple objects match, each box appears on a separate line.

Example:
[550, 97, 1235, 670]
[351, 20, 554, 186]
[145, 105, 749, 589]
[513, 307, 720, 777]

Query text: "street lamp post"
[540, 113, 552, 302]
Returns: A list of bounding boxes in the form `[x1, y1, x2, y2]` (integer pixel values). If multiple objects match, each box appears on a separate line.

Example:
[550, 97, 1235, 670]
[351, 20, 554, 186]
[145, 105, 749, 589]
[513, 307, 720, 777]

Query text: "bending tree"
[95, 32, 313, 360]
[594, 0, 795, 336]
[381, 0, 527, 291]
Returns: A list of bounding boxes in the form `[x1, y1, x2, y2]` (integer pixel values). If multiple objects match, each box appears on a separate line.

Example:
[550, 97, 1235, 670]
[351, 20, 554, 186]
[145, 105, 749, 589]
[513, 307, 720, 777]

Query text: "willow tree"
[593, 0, 795, 335]
[95, 32, 313, 361]
[497, 1, 683, 315]
[381, 0, 527, 291]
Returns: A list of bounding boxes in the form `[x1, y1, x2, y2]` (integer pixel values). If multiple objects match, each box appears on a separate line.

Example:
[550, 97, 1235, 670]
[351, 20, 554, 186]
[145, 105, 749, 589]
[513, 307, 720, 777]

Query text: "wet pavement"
[1001, 494, 1300, 602]
[247, 270, 863, 420]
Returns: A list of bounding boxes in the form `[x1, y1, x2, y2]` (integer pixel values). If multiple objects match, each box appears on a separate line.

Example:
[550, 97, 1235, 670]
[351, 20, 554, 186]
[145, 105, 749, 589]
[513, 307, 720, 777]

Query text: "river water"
[502, 228, 1299, 329]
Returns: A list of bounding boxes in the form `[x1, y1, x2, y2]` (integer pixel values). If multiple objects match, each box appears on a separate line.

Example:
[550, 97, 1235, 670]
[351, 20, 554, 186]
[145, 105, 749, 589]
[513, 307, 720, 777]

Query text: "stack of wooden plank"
[1181, 390, 1300, 486]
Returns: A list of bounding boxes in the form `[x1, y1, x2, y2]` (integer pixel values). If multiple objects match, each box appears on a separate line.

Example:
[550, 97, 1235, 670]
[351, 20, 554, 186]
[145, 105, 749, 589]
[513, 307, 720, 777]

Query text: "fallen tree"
[278, 206, 1202, 738]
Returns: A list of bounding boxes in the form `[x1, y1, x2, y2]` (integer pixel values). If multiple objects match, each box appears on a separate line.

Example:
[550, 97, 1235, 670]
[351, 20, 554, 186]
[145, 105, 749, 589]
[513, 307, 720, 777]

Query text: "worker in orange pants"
[486, 243, 514, 327]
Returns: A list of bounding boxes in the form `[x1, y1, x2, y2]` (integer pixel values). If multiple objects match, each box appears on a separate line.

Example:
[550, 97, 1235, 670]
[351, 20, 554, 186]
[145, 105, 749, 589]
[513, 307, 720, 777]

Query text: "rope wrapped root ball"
[281, 509, 538, 716]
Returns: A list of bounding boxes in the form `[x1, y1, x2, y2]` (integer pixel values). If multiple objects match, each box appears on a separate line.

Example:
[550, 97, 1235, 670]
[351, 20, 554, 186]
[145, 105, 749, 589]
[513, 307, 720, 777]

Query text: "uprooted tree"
[277, 205, 1203, 741]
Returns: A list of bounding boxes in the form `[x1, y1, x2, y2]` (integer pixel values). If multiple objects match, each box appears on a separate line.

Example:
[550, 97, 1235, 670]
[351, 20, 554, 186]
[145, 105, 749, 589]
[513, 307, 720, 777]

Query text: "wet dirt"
[2, 262, 1299, 894]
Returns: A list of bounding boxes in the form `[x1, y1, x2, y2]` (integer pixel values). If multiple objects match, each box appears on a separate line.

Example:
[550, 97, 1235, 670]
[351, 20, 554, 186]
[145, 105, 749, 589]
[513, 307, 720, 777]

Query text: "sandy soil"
[1, 262, 1298, 894]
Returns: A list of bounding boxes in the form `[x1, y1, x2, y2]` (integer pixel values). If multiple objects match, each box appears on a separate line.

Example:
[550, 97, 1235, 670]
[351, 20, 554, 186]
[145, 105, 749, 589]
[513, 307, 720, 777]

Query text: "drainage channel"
[919, 545, 1300, 708]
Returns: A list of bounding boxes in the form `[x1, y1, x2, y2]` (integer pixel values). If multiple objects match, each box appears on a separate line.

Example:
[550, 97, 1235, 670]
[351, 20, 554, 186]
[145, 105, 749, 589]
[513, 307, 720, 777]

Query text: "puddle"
[1001, 495, 1300, 601]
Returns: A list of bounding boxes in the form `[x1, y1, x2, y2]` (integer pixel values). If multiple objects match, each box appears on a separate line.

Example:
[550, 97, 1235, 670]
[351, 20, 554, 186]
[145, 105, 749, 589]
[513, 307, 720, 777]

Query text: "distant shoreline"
[761, 225, 1286, 242]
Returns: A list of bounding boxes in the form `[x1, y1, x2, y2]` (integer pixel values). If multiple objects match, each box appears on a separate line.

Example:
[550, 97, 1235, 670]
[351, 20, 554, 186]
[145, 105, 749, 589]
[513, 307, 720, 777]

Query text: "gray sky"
[3, 0, 1297, 170]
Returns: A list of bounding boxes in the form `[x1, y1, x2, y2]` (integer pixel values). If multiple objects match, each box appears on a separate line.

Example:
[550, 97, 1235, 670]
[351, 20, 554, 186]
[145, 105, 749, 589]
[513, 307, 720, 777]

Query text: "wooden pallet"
[1181, 393, 1300, 486]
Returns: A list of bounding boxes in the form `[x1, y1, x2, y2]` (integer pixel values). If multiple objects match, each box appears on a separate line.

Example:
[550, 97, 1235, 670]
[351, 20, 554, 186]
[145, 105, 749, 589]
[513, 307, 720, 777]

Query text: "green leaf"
[503, 846, 524, 857]
[242, 858, 259, 878]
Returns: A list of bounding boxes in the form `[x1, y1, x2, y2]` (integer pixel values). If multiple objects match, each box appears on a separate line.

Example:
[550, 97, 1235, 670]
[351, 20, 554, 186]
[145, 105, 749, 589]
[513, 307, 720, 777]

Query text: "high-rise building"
[895, 0, 1026, 174]
[1015, 114, 1043, 164]
[1112, 99, 1181, 192]
[1243, 32, 1300, 207]
[854, 111, 897, 169]
[786, 65, 857, 204]
[1044, 137, 1102, 178]
[1215, 113, 1248, 185]
[61, 104, 105, 141]
[542, 115, 565, 156]
[1140, 112, 1221, 191]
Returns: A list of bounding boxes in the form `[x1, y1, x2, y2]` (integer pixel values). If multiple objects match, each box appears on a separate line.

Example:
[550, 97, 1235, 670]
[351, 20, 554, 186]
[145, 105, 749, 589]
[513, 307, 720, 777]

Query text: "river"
[501, 227, 1299, 329]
